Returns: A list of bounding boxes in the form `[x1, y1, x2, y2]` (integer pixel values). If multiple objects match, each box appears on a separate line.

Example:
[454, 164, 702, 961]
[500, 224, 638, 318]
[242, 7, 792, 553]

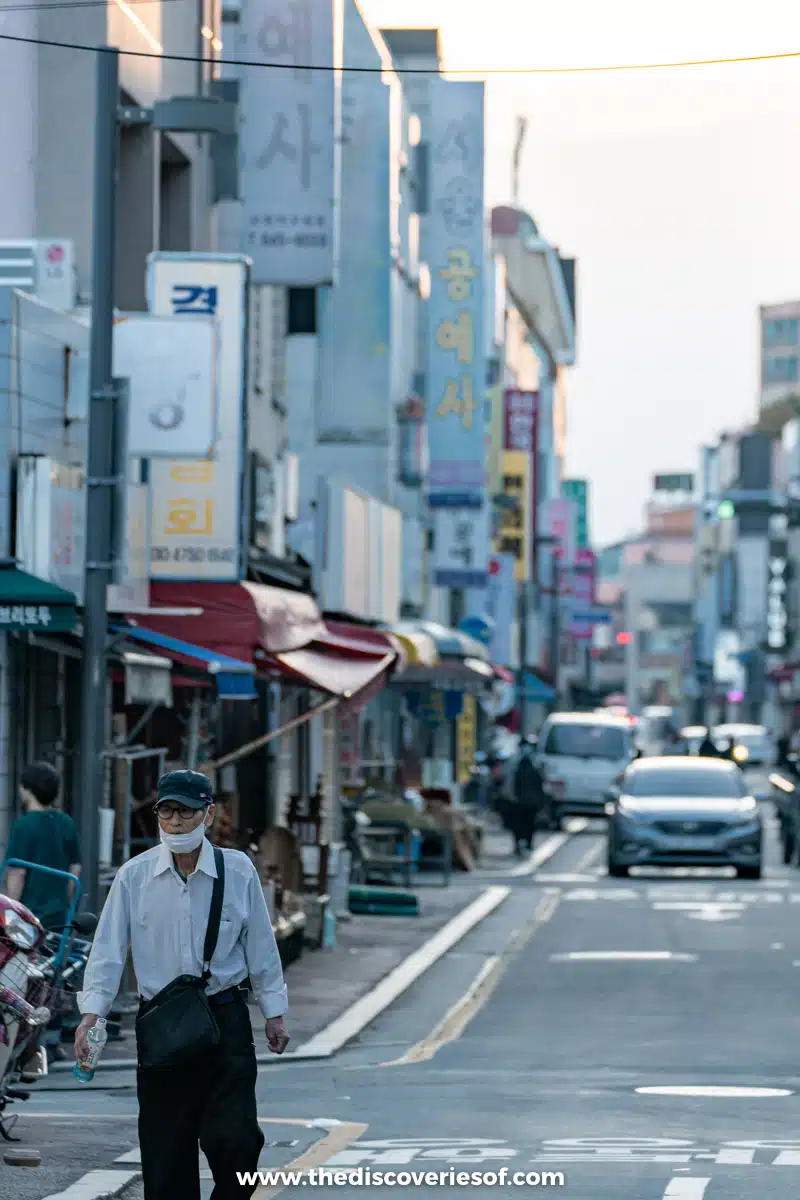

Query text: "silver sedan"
[606, 756, 763, 879]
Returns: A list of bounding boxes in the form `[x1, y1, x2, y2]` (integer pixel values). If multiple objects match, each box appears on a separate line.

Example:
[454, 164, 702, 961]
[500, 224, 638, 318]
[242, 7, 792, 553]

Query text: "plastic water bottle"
[73, 1018, 107, 1083]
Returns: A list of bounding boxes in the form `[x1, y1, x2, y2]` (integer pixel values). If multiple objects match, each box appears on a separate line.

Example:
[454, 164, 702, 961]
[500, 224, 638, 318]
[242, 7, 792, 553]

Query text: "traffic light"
[616, 631, 633, 646]
[717, 500, 735, 519]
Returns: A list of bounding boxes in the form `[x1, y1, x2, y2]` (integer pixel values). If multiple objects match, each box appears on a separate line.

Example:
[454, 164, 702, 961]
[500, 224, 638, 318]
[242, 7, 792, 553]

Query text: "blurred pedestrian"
[661, 728, 686, 756]
[76, 769, 290, 1200]
[3, 761, 81, 1063]
[4, 761, 81, 932]
[697, 731, 720, 758]
[509, 737, 544, 856]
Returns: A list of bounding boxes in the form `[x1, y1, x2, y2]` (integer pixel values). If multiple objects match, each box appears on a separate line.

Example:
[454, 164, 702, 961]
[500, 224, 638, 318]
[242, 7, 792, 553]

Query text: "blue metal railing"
[1, 859, 82, 971]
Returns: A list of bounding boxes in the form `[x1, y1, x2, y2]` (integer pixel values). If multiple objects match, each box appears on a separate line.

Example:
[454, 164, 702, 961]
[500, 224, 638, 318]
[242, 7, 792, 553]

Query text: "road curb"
[286, 884, 511, 1059]
[48, 825, 581, 1079]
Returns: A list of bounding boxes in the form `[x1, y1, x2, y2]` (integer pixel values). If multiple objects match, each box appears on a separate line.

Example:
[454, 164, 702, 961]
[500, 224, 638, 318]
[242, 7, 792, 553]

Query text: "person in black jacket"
[509, 738, 545, 857]
[697, 730, 721, 758]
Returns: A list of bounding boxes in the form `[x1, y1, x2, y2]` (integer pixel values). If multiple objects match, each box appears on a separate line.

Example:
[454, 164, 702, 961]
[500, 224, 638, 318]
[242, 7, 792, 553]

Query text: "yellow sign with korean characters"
[456, 695, 477, 785]
[495, 451, 530, 583]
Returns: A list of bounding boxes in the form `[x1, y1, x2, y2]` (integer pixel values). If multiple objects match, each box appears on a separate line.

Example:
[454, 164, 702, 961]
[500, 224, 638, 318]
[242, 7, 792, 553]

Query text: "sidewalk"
[63, 867, 511, 1066]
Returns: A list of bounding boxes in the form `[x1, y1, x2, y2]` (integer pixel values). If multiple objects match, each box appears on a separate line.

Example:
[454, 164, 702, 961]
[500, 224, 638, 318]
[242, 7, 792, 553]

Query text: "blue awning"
[521, 671, 555, 703]
[117, 625, 257, 700]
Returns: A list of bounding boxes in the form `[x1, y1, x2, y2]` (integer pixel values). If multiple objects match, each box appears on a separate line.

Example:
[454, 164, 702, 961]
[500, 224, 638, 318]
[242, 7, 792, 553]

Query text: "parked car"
[712, 724, 775, 767]
[606, 756, 763, 879]
[535, 712, 636, 828]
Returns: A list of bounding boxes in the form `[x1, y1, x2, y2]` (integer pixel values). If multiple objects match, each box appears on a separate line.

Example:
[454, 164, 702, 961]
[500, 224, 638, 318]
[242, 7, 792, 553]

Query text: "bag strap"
[201, 846, 225, 982]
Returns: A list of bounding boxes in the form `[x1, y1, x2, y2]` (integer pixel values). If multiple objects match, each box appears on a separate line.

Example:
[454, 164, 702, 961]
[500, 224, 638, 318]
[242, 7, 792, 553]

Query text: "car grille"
[653, 820, 727, 837]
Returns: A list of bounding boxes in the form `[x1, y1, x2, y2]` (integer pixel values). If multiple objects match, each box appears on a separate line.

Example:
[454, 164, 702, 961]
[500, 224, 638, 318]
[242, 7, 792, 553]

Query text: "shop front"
[385, 620, 494, 804]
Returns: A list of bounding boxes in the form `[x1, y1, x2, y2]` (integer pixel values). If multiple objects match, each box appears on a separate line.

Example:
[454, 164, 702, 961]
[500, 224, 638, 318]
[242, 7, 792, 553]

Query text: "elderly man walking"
[75, 770, 289, 1199]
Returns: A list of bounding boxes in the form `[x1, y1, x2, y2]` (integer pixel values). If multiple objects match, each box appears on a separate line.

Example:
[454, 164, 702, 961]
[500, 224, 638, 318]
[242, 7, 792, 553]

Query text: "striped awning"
[400, 620, 490, 663]
[383, 622, 440, 668]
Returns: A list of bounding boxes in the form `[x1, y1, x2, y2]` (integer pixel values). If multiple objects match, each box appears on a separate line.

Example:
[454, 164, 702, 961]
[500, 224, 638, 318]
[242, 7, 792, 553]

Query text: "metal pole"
[78, 47, 119, 914]
[549, 549, 560, 711]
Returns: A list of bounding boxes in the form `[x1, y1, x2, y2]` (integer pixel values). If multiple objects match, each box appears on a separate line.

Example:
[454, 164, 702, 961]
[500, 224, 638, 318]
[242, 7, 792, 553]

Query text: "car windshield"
[716, 727, 766, 748]
[624, 764, 746, 798]
[543, 723, 627, 760]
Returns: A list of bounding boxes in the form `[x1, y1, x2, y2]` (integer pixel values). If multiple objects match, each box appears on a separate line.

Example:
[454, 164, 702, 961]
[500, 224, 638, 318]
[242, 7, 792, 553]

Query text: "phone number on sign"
[150, 548, 236, 564]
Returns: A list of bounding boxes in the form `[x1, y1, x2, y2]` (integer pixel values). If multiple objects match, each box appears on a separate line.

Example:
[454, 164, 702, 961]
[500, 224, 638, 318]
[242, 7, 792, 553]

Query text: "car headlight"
[732, 744, 749, 763]
[3, 907, 39, 950]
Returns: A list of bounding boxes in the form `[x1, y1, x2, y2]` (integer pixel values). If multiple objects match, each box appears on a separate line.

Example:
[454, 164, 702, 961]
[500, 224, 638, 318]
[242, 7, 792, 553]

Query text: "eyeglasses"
[154, 803, 198, 821]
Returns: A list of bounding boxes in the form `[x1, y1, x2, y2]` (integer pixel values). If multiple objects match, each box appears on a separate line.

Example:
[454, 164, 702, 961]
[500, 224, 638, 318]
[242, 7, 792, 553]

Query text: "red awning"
[138, 581, 324, 661]
[257, 620, 397, 705]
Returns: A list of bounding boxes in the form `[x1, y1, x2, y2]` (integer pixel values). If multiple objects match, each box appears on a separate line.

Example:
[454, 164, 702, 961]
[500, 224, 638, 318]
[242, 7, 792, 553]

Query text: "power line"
[0, 0, 172, 10]
[0, 28, 798, 74]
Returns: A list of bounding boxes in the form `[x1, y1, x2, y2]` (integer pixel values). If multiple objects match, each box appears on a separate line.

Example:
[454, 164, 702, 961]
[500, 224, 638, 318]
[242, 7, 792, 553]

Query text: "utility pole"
[77, 47, 120, 914]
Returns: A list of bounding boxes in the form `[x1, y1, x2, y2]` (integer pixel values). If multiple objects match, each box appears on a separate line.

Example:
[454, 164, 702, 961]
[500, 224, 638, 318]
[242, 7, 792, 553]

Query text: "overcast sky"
[363, 0, 800, 547]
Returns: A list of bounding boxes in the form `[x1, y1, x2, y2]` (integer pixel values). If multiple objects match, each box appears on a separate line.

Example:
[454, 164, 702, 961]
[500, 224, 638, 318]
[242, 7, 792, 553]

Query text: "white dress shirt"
[78, 838, 288, 1021]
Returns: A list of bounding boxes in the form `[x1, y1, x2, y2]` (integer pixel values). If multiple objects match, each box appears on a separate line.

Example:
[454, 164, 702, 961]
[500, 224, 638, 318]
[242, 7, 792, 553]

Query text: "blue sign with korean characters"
[426, 79, 486, 509]
[146, 254, 249, 583]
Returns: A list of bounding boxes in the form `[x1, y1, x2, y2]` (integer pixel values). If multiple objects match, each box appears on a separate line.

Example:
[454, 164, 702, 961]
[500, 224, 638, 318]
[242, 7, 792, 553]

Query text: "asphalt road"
[8, 806, 800, 1199]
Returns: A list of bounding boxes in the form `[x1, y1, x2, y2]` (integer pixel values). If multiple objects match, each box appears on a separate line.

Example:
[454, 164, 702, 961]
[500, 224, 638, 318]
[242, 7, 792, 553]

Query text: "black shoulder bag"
[135, 845, 226, 1070]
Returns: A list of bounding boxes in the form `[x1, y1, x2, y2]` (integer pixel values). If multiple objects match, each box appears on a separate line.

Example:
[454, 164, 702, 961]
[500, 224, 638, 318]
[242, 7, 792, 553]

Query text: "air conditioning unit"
[0, 239, 77, 311]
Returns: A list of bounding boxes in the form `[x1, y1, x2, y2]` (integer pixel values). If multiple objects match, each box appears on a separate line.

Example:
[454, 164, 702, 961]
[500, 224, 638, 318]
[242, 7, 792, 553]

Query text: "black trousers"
[137, 994, 265, 1200]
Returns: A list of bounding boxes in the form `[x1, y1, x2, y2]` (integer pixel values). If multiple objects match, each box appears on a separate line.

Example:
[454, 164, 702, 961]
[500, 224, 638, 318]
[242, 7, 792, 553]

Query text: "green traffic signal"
[717, 500, 735, 519]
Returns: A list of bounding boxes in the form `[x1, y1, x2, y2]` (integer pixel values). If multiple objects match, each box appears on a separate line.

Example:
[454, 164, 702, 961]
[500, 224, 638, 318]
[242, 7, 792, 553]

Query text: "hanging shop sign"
[767, 517, 790, 654]
[239, 0, 340, 285]
[426, 78, 486, 507]
[147, 254, 249, 582]
[434, 505, 490, 588]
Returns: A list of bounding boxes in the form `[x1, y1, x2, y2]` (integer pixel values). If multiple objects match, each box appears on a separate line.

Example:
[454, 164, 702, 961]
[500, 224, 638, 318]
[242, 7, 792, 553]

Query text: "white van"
[535, 712, 636, 827]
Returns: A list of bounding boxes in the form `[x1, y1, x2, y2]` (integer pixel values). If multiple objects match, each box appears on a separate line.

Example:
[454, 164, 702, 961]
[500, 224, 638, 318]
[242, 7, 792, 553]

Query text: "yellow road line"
[253, 1121, 369, 1199]
[379, 889, 561, 1068]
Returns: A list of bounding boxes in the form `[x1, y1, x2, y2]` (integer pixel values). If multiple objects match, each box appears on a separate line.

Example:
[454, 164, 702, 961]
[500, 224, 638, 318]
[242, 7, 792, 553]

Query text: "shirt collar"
[153, 836, 218, 879]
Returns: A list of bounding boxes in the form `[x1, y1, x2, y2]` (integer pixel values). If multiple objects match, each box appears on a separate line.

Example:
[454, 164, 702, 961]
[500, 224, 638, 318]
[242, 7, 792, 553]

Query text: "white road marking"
[663, 1180, 710, 1199]
[510, 820, 588, 877]
[551, 951, 696, 962]
[41, 1169, 140, 1200]
[637, 1086, 794, 1097]
[573, 837, 605, 873]
[292, 885, 511, 1057]
[531, 873, 600, 883]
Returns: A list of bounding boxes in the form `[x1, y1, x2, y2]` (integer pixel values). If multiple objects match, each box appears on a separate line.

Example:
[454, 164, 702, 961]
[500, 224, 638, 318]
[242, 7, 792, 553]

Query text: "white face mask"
[160, 816, 209, 854]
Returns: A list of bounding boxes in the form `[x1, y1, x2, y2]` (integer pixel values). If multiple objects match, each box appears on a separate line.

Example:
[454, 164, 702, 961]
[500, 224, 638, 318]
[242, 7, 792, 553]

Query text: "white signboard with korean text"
[434, 505, 490, 589]
[146, 255, 248, 581]
[426, 78, 486, 507]
[16, 456, 86, 604]
[239, 0, 341, 285]
[113, 314, 218, 458]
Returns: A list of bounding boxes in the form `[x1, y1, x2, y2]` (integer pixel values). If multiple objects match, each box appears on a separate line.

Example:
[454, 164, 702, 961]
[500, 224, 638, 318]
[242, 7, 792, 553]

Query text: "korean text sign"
[147, 256, 248, 581]
[239, 0, 339, 285]
[426, 79, 486, 507]
[496, 451, 530, 583]
[434, 506, 490, 589]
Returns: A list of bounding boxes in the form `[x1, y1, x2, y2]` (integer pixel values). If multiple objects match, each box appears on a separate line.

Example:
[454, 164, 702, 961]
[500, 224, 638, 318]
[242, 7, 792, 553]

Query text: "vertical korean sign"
[427, 79, 486, 508]
[503, 388, 538, 564]
[147, 255, 249, 581]
[239, 0, 340, 285]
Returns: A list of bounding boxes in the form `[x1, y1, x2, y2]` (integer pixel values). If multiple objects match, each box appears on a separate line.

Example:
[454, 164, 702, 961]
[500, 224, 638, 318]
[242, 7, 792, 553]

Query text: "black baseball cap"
[155, 769, 214, 810]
